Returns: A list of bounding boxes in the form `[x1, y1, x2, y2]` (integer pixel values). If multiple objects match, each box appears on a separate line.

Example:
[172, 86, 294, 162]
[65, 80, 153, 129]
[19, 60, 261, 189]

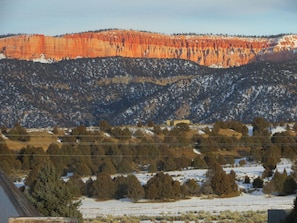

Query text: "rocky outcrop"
[1, 30, 297, 67]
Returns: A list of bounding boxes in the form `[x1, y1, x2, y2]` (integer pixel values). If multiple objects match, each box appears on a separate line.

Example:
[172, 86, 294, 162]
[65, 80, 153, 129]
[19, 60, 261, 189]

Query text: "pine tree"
[0, 137, 19, 174]
[252, 176, 263, 188]
[164, 157, 177, 171]
[99, 158, 117, 174]
[114, 176, 128, 199]
[283, 176, 297, 195]
[126, 174, 144, 202]
[272, 169, 287, 194]
[183, 179, 200, 196]
[6, 123, 30, 141]
[145, 172, 181, 200]
[148, 163, 157, 173]
[252, 117, 270, 137]
[192, 155, 208, 169]
[91, 172, 115, 200]
[25, 160, 82, 222]
[284, 196, 297, 223]
[209, 163, 238, 196]
[99, 120, 112, 133]
[290, 160, 297, 182]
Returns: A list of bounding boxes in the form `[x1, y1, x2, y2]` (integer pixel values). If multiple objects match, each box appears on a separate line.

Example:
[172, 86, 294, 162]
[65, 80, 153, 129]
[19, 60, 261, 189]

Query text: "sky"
[1, 0, 297, 36]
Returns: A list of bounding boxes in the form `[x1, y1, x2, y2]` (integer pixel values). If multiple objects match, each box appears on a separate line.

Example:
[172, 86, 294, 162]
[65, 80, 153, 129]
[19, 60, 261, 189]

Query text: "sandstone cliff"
[0, 30, 297, 67]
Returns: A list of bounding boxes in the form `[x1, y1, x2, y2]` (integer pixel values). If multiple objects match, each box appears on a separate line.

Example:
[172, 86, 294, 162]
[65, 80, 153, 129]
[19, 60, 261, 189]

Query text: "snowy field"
[79, 159, 296, 219]
[80, 194, 295, 219]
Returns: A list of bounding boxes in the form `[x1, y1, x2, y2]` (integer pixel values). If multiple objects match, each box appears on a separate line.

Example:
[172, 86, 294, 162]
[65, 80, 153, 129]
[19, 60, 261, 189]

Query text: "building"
[0, 169, 41, 222]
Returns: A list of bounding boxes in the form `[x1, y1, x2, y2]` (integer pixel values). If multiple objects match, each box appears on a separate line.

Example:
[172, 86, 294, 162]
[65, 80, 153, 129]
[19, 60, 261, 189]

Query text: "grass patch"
[84, 210, 267, 223]
[6, 130, 60, 151]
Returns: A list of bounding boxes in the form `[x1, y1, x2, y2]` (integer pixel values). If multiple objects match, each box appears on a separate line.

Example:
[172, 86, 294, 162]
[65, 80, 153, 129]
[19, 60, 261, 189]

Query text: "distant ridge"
[0, 29, 297, 68]
[0, 57, 296, 127]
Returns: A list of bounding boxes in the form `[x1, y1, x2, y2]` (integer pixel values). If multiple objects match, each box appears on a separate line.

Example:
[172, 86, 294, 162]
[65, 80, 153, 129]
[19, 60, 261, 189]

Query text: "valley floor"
[80, 193, 295, 219]
[79, 159, 296, 219]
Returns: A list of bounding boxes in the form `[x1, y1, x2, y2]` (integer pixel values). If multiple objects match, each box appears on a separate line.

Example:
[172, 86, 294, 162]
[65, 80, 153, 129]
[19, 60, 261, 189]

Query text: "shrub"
[145, 172, 181, 200]
[244, 175, 250, 184]
[253, 177, 263, 188]
[6, 123, 30, 141]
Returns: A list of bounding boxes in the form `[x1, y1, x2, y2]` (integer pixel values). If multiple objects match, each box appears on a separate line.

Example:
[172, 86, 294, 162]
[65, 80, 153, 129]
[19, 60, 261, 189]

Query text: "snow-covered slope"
[1, 58, 297, 127]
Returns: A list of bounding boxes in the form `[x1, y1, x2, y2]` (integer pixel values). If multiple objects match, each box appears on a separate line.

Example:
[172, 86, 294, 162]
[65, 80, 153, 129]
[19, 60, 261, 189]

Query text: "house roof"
[0, 169, 41, 217]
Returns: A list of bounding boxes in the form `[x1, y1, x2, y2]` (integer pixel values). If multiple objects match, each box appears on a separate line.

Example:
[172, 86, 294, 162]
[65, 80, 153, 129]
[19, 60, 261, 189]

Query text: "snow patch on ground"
[271, 126, 287, 135]
[33, 54, 54, 63]
[0, 53, 6, 59]
[80, 194, 296, 219]
[79, 159, 295, 219]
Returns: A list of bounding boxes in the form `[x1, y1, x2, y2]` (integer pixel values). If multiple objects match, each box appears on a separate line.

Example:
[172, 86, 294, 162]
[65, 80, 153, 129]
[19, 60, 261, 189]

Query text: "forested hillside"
[1, 119, 297, 200]
[0, 58, 297, 128]
[1, 118, 297, 221]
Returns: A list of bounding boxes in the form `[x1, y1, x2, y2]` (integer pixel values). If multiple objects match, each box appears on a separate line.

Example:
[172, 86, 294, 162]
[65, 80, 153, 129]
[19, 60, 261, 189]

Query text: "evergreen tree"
[262, 144, 280, 178]
[25, 160, 82, 222]
[271, 169, 287, 194]
[191, 155, 208, 169]
[85, 178, 94, 197]
[175, 156, 192, 170]
[244, 175, 250, 184]
[91, 172, 115, 200]
[105, 144, 123, 167]
[291, 160, 297, 182]
[114, 176, 128, 199]
[283, 176, 297, 195]
[52, 126, 59, 135]
[91, 144, 105, 168]
[252, 117, 270, 137]
[284, 196, 297, 223]
[6, 123, 30, 141]
[146, 183, 158, 200]
[153, 125, 162, 135]
[126, 174, 144, 202]
[252, 176, 264, 188]
[148, 163, 157, 173]
[164, 157, 177, 171]
[182, 179, 200, 196]
[99, 158, 117, 174]
[117, 158, 133, 173]
[67, 174, 86, 197]
[0, 137, 19, 174]
[18, 146, 48, 170]
[208, 163, 238, 196]
[262, 181, 275, 196]
[47, 143, 65, 176]
[293, 123, 297, 132]
[145, 172, 181, 200]
[99, 120, 112, 133]
[271, 131, 296, 157]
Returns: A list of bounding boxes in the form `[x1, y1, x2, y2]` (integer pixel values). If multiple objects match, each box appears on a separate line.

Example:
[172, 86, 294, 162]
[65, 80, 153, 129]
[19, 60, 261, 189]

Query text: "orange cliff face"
[0, 30, 297, 67]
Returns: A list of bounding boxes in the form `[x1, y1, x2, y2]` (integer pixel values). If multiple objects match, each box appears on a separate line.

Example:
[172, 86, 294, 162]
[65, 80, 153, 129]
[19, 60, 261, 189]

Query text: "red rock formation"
[0, 30, 296, 67]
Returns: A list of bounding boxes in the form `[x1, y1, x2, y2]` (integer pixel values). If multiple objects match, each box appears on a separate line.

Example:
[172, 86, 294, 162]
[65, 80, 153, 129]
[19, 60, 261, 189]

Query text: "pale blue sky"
[1, 0, 296, 36]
